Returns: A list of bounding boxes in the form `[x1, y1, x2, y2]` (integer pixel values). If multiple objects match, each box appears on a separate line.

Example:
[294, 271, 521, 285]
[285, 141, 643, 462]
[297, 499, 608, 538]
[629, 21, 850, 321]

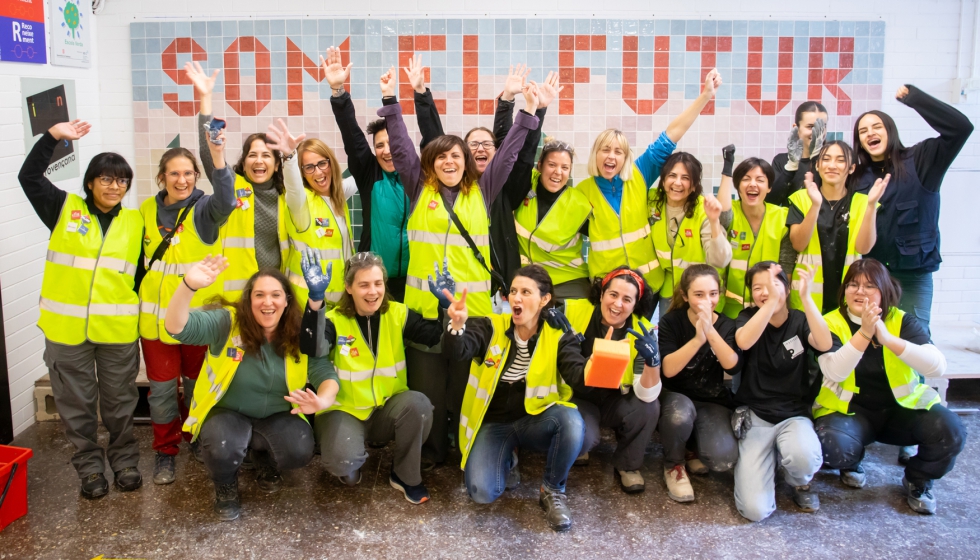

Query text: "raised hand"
[627, 322, 661, 368]
[502, 63, 530, 101]
[522, 81, 540, 115]
[536, 71, 563, 109]
[427, 258, 456, 310]
[896, 85, 910, 101]
[694, 309, 708, 344]
[766, 263, 786, 302]
[184, 61, 220, 97]
[405, 54, 426, 94]
[703, 193, 722, 223]
[301, 247, 333, 302]
[795, 264, 814, 299]
[284, 388, 335, 415]
[49, 120, 91, 142]
[809, 117, 828, 157]
[785, 127, 803, 171]
[184, 255, 229, 291]
[266, 118, 307, 158]
[696, 301, 716, 336]
[731, 405, 753, 440]
[860, 301, 881, 339]
[380, 66, 397, 98]
[445, 288, 469, 331]
[804, 172, 822, 207]
[320, 46, 352, 91]
[867, 173, 891, 204]
[702, 68, 722, 98]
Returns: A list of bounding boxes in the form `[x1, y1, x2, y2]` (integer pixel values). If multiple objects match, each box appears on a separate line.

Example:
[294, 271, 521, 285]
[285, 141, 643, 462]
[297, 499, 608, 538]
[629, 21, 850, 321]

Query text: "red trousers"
[140, 338, 207, 455]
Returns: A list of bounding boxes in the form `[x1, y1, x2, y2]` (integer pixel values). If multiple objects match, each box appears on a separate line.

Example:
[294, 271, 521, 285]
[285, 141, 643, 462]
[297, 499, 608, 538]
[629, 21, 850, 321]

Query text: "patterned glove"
[301, 247, 332, 302]
[785, 128, 803, 171]
[731, 406, 753, 440]
[809, 117, 827, 157]
[427, 258, 456, 310]
[626, 322, 661, 368]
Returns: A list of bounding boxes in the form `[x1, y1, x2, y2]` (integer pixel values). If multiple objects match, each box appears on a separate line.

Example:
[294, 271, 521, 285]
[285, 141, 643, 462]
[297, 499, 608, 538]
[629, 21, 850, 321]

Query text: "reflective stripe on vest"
[650, 196, 726, 311]
[513, 175, 592, 285]
[721, 202, 788, 319]
[284, 189, 353, 306]
[38, 194, 142, 345]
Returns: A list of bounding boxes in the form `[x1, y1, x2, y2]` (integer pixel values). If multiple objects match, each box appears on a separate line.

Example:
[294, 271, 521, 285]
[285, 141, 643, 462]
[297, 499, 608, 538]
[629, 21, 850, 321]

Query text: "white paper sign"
[49, 0, 90, 68]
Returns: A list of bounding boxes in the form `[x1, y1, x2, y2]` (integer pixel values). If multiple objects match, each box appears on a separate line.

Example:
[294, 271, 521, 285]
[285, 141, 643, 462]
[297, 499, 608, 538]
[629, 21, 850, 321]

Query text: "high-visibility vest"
[575, 168, 663, 291]
[325, 302, 409, 421]
[138, 196, 222, 343]
[787, 190, 869, 312]
[458, 314, 574, 469]
[513, 172, 592, 285]
[38, 194, 142, 345]
[721, 201, 789, 318]
[218, 174, 290, 301]
[813, 308, 940, 418]
[564, 298, 650, 388]
[650, 196, 724, 311]
[284, 189, 354, 305]
[404, 186, 492, 319]
[182, 309, 309, 440]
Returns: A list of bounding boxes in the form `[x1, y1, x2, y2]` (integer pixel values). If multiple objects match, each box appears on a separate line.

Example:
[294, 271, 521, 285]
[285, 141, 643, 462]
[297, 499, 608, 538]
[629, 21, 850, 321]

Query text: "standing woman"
[786, 141, 889, 314]
[814, 259, 965, 514]
[165, 258, 339, 521]
[18, 120, 144, 499]
[657, 265, 740, 503]
[139, 130, 237, 485]
[563, 267, 663, 493]
[576, 69, 722, 295]
[852, 84, 974, 333]
[769, 101, 828, 207]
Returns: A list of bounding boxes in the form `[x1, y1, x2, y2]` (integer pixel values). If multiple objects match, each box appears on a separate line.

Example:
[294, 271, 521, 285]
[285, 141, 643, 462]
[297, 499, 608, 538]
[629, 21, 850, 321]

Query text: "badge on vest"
[71, 210, 81, 220]
[484, 358, 496, 368]
[489, 344, 502, 357]
[236, 188, 253, 198]
[428, 200, 439, 210]
[237, 198, 250, 211]
[782, 335, 805, 359]
[316, 228, 334, 238]
[227, 347, 243, 361]
[66, 222, 79, 233]
[730, 229, 738, 239]
[340, 345, 350, 356]
[315, 217, 331, 227]
[650, 209, 662, 222]
[684, 229, 693, 238]
[350, 348, 360, 358]
[81, 215, 91, 224]
[740, 232, 746, 240]
[741, 244, 751, 251]
[77, 224, 89, 235]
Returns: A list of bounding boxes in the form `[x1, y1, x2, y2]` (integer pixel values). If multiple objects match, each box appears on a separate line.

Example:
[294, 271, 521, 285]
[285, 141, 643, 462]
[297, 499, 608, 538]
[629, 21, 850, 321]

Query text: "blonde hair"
[587, 129, 634, 182]
[297, 138, 346, 216]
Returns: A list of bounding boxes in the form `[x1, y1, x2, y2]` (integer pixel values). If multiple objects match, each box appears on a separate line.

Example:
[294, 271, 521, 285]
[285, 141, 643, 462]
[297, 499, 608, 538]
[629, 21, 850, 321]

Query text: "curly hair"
[587, 265, 656, 320]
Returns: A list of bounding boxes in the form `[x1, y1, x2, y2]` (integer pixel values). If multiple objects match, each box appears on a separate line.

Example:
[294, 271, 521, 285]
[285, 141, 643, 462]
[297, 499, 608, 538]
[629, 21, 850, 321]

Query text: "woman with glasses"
[137, 130, 238, 484]
[18, 120, 145, 500]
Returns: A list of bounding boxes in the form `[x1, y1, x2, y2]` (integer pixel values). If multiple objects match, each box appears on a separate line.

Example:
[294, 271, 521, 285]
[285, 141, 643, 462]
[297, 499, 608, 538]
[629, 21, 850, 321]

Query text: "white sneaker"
[664, 465, 695, 503]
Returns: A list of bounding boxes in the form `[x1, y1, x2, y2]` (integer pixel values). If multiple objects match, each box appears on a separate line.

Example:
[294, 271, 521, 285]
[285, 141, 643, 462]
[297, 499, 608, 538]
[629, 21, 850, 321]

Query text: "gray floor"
[1, 382, 979, 559]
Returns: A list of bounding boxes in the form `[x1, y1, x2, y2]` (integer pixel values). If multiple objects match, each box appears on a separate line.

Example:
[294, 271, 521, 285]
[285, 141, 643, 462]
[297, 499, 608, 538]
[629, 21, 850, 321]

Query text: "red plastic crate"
[0, 445, 33, 531]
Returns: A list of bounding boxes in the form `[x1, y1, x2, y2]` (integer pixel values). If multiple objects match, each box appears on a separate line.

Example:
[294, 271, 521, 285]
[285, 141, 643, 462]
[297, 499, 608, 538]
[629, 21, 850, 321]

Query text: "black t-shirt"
[827, 312, 931, 411]
[734, 307, 841, 424]
[787, 191, 854, 314]
[658, 308, 739, 407]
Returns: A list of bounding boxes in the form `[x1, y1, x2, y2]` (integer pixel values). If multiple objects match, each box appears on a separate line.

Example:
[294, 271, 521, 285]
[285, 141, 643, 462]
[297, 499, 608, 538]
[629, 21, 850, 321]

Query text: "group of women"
[18, 48, 970, 530]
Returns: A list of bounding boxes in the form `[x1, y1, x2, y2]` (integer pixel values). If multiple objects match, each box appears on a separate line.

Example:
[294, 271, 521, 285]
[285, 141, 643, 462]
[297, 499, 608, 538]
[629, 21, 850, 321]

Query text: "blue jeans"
[890, 270, 933, 338]
[464, 405, 585, 503]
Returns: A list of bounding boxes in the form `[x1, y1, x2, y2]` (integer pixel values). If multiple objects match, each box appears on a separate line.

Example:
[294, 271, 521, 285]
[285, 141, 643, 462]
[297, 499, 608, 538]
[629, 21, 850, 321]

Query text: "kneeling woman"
[300, 251, 443, 504]
[441, 265, 586, 532]
[164, 257, 339, 521]
[564, 267, 663, 494]
[814, 259, 964, 515]
[658, 265, 741, 503]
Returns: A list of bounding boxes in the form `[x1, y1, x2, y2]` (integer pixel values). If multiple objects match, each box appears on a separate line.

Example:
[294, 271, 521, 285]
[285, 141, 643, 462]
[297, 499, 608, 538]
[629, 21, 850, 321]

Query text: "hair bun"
[543, 135, 556, 144]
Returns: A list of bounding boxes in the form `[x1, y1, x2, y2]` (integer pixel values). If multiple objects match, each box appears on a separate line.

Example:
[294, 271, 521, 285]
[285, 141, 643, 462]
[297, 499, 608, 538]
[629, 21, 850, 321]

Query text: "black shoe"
[214, 481, 241, 521]
[539, 486, 572, 532]
[114, 467, 143, 492]
[80, 473, 109, 499]
[840, 464, 867, 489]
[505, 451, 521, 490]
[190, 440, 204, 463]
[254, 453, 282, 494]
[898, 445, 917, 466]
[792, 485, 820, 513]
[389, 470, 429, 504]
[573, 451, 589, 467]
[153, 453, 176, 485]
[420, 459, 439, 472]
[902, 476, 937, 515]
[241, 448, 255, 471]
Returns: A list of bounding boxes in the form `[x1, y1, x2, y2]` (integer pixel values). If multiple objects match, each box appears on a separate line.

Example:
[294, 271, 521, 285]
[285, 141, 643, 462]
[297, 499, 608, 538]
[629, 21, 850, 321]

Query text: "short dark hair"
[794, 101, 828, 126]
[814, 140, 856, 192]
[838, 258, 902, 320]
[366, 118, 387, 137]
[651, 152, 703, 219]
[83, 152, 134, 203]
[732, 158, 775, 198]
[511, 264, 554, 307]
[335, 252, 392, 318]
[745, 260, 790, 304]
[588, 265, 656, 320]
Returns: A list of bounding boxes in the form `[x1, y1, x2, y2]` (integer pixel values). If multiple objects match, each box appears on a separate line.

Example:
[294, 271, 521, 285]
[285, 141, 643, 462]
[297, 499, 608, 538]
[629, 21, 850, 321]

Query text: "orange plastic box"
[585, 338, 631, 389]
[0, 444, 33, 531]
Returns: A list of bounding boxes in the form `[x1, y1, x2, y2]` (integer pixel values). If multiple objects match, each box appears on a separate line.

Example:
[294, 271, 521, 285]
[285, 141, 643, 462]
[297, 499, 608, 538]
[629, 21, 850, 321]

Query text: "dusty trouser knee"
[693, 402, 739, 472]
[315, 410, 368, 479]
[814, 413, 867, 470]
[658, 391, 697, 468]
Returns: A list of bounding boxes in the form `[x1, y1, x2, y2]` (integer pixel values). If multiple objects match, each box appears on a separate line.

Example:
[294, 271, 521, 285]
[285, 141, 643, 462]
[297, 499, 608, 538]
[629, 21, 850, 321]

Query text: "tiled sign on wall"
[131, 18, 885, 228]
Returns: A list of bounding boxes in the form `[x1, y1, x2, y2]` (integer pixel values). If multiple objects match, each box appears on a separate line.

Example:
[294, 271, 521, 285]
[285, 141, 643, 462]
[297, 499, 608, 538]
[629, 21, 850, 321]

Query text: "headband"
[601, 269, 644, 298]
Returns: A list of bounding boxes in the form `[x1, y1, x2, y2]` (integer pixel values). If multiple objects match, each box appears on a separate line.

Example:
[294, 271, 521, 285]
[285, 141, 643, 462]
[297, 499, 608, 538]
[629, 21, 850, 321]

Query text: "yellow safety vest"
[38, 194, 142, 345]
[564, 298, 650, 388]
[458, 314, 574, 469]
[325, 302, 409, 421]
[183, 309, 309, 440]
[284, 189, 354, 305]
[650, 196, 724, 311]
[513, 172, 592, 285]
[787, 190, 869, 312]
[405, 186, 492, 319]
[575, 168, 663, 291]
[138, 196, 222, 343]
[813, 308, 940, 418]
[218, 174, 290, 301]
[721, 201, 789, 319]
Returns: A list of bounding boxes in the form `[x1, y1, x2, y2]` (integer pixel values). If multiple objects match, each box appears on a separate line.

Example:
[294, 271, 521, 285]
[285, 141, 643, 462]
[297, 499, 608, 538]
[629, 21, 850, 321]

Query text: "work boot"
[539, 486, 572, 532]
[664, 465, 694, 503]
[898, 445, 917, 466]
[190, 440, 203, 463]
[241, 448, 255, 471]
[153, 453, 176, 485]
[573, 452, 589, 467]
[685, 451, 709, 475]
[617, 469, 645, 494]
[792, 485, 820, 512]
[114, 467, 143, 492]
[254, 452, 282, 494]
[505, 450, 521, 490]
[214, 481, 241, 521]
[80, 473, 109, 499]
[903, 476, 937, 515]
[840, 464, 867, 489]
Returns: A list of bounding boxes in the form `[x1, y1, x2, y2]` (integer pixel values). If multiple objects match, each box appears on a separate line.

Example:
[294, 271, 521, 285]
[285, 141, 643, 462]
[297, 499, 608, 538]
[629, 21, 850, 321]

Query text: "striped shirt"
[500, 333, 531, 383]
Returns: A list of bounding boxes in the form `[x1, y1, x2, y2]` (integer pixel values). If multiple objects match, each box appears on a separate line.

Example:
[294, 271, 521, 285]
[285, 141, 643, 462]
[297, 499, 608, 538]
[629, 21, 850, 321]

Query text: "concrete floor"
[2, 382, 979, 559]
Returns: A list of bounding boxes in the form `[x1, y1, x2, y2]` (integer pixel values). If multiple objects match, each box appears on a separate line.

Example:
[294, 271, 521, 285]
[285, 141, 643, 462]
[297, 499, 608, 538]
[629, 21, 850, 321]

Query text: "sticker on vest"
[489, 344, 502, 356]
[338, 336, 348, 346]
[782, 335, 805, 359]
[350, 348, 359, 358]
[484, 358, 496, 368]
[650, 209, 662, 222]
[684, 229, 693, 238]
[232, 336, 242, 347]
[66, 222, 79, 233]
[81, 215, 91, 224]
[731, 240, 739, 248]
[741, 244, 751, 251]
[730, 229, 737, 238]
[523, 198, 531, 206]
[227, 347, 243, 361]
[171, 235, 180, 245]
[315, 217, 330, 227]
[428, 200, 439, 210]
[237, 198, 251, 211]
[339, 346, 350, 357]
[77, 224, 89, 235]
[71, 210, 81, 220]
[144, 236, 151, 246]
[740, 231, 746, 240]
[236, 188, 253, 198]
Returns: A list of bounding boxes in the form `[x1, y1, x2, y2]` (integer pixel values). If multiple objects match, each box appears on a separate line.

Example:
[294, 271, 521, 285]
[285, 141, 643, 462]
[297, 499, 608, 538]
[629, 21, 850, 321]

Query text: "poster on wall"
[49, 0, 89, 67]
[21, 77, 79, 181]
[0, 0, 47, 64]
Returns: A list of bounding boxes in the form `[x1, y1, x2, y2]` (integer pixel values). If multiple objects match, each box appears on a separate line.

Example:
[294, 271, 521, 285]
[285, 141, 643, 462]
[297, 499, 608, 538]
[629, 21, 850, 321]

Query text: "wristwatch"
[332, 86, 346, 97]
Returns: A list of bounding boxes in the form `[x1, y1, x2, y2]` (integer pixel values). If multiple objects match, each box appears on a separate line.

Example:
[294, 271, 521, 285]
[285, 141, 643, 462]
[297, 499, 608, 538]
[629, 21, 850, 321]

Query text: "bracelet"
[447, 322, 465, 336]
[283, 151, 296, 161]
[857, 329, 873, 341]
[182, 277, 198, 292]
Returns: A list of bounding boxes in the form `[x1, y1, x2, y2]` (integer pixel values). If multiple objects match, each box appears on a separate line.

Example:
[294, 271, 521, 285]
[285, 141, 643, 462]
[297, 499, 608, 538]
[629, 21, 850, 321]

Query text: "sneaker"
[80, 473, 109, 499]
[255, 454, 282, 494]
[616, 469, 645, 494]
[539, 486, 573, 532]
[337, 470, 361, 487]
[664, 465, 694, 503]
[898, 445, 917, 466]
[114, 467, 143, 492]
[685, 451, 709, 475]
[389, 470, 429, 504]
[420, 459, 438, 472]
[505, 451, 521, 490]
[214, 481, 241, 521]
[153, 453, 176, 485]
[840, 464, 867, 489]
[573, 451, 589, 467]
[190, 440, 204, 463]
[792, 485, 820, 512]
[902, 476, 937, 515]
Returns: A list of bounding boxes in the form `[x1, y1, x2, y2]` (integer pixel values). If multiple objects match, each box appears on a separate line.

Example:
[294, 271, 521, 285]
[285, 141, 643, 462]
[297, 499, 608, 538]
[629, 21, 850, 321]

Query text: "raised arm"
[265, 119, 310, 231]
[19, 122, 87, 230]
[195, 128, 238, 244]
[501, 71, 561, 209]
[323, 46, 379, 193]
[478, 84, 540, 206]
[788, 173, 822, 253]
[735, 266, 784, 350]
[899, 84, 975, 191]
[703, 195, 732, 268]
[665, 68, 721, 143]
[185, 61, 221, 180]
[492, 64, 530, 143]
[717, 144, 735, 213]
[855, 175, 889, 254]
[797, 265, 833, 351]
[406, 54, 445, 150]
[164, 256, 229, 337]
[378, 68, 424, 203]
